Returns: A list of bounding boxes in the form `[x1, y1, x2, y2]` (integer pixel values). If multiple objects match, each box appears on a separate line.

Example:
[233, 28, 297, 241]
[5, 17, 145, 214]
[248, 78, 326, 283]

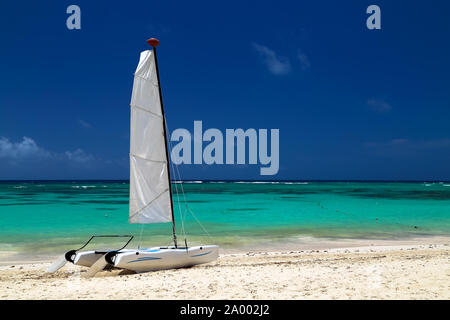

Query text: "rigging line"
[176, 172, 189, 229]
[170, 147, 211, 240]
[171, 147, 190, 236]
[168, 138, 189, 221]
[163, 118, 210, 242]
[138, 224, 145, 249]
[170, 160, 185, 240]
[172, 158, 187, 243]
[173, 163, 203, 237]
[164, 118, 187, 242]
[187, 206, 214, 243]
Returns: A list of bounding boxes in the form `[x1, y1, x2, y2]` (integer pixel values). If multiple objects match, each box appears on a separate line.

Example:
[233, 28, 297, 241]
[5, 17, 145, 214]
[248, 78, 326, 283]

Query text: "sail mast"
[146, 38, 178, 248]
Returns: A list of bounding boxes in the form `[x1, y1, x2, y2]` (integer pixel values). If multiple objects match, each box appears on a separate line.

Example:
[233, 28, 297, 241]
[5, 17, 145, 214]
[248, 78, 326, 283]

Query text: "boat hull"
[73, 251, 104, 267]
[73, 249, 135, 267]
[71, 246, 219, 273]
[113, 245, 219, 272]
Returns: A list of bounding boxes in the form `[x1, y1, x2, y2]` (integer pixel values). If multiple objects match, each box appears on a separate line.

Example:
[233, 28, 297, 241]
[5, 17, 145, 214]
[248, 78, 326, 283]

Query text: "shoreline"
[1, 235, 449, 266]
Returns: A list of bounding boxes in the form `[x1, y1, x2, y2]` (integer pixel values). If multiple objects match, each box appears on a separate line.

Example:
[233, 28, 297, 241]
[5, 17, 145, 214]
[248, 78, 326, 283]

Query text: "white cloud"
[297, 50, 311, 70]
[65, 148, 94, 163]
[78, 119, 92, 129]
[364, 138, 450, 157]
[252, 43, 291, 75]
[0, 136, 51, 159]
[367, 99, 392, 113]
[0, 136, 94, 164]
[365, 139, 409, 148]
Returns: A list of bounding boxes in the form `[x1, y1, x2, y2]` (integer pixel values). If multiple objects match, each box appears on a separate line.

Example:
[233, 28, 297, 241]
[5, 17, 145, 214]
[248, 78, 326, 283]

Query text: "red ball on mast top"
[146, 38, 159, 47]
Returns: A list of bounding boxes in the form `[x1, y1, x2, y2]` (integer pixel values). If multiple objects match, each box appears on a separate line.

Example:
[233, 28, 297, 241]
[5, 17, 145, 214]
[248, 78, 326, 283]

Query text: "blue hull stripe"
[127, 257, 161, 263]
[190, 251, 212, 257]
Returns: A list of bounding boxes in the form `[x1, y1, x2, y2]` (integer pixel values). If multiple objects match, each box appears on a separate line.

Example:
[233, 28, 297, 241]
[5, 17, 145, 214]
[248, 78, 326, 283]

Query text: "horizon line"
[0, 179, 449, 183]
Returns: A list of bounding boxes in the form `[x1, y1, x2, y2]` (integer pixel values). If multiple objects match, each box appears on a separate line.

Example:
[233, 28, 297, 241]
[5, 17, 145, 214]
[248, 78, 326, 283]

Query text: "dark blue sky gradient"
[1, 1, 449, 180]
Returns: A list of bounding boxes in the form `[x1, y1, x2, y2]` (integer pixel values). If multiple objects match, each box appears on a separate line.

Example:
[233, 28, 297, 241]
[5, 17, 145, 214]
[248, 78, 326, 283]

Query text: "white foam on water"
[71, 185, 96, 189]
[283, 182, 309, 185]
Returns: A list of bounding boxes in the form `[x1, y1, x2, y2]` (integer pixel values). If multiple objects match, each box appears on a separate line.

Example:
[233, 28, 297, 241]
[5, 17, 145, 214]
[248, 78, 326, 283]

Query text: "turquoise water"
[0, 181, 449, 256]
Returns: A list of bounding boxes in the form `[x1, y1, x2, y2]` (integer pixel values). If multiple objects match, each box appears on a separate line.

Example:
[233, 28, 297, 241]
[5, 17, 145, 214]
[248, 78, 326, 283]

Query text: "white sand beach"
[0, 239, 449, 300]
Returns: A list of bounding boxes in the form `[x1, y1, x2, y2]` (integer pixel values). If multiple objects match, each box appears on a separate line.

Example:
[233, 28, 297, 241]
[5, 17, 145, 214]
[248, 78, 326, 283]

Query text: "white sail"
[129, 50, 172, 224]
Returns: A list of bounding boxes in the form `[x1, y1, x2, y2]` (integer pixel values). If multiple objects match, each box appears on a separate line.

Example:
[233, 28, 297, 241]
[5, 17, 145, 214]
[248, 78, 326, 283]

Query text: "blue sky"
[1, 1, 449, 180]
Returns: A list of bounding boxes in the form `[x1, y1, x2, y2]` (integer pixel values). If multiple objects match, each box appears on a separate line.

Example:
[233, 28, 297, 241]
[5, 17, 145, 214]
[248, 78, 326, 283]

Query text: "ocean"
[0, 181, 449, 259]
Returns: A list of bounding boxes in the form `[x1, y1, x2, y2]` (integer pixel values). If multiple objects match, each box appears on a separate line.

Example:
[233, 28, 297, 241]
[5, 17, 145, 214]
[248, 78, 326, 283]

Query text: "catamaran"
[46, 38, 219, 277]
